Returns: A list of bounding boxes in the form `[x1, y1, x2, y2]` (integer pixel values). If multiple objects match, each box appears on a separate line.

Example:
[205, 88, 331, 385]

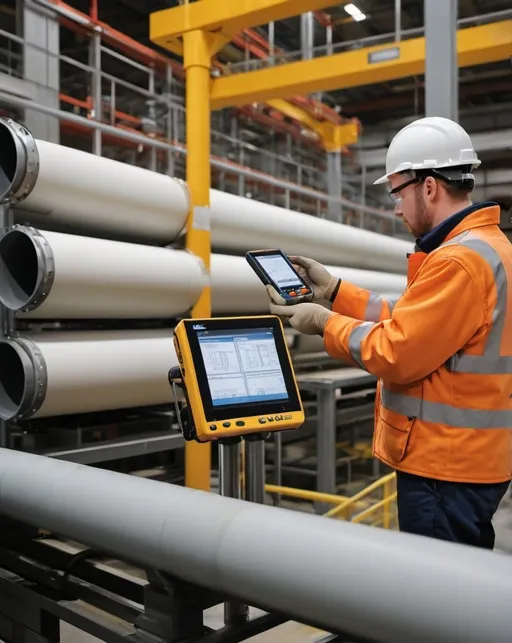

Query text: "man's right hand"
[288, 255, 340, 302]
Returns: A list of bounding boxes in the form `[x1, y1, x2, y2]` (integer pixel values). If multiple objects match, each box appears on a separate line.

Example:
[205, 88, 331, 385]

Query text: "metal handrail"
[265, 471, 398, 530]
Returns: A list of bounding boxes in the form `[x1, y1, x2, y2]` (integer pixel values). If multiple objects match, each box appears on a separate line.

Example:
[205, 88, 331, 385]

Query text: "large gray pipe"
[0, 449, 511, 643]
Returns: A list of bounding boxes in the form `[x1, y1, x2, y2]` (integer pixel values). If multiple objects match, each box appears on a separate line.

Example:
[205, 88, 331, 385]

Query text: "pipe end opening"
[0, 342, 26, 420]
[0, 229, 42, 310]
[0, 118, 39, 205]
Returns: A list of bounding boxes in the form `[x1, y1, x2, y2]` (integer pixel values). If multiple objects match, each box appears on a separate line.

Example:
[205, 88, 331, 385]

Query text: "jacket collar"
[416, 201, 500, 253]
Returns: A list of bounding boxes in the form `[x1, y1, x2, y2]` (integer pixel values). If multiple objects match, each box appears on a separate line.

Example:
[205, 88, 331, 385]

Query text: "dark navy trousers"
[396, 471, 509, 549]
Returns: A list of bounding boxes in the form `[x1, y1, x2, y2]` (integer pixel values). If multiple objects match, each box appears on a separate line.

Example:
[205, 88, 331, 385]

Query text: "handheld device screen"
[254, 254, 306, 291]
[197, 327, 289, 407]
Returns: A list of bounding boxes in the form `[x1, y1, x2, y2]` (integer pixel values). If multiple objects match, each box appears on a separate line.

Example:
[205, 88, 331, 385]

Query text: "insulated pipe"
[0, 227, 406, 318]
[1, 449, 512, 643]
[0, 118, 413, 273]
[209, 191, 411, 274]
[0, 227, 207, 319]
[210, 253, 406, 314]
[0, 326, 318, 420]
[0, 330, 178, 420]
[0, 119, 190, 242]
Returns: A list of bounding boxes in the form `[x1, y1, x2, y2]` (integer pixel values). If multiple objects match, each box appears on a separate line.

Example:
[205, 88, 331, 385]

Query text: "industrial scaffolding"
[0, 0, 405, 235]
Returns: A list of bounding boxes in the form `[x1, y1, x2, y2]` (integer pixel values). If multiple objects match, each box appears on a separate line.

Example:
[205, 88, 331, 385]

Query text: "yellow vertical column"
[183, 29, 213, 491]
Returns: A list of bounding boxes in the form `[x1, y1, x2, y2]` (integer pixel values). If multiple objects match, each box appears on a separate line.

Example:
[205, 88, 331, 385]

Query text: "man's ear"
[424, 176, 437, 201]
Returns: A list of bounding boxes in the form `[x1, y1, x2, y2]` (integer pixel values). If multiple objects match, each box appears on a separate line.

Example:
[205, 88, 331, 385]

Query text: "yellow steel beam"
[150, 0, 343, 47]
[149, 3, 356, 149]
[267, 98, 359, 150]
[210, 20, 512, 109]
[181, 29, 228, 492]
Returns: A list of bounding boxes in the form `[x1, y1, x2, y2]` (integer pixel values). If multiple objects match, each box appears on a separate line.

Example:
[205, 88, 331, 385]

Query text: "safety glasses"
[388, 176, 424, 205]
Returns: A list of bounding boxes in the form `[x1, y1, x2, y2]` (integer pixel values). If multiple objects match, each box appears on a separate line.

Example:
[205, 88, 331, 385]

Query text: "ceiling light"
[344, 3, 360, 16]
[344, 3, 367, 21]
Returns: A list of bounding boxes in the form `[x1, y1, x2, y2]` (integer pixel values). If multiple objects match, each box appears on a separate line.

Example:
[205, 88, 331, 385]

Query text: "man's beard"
[410, 191, 432, 238]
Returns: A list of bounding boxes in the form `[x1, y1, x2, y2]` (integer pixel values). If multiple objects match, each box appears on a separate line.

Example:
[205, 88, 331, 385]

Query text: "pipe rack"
[0, 119, 412, 272]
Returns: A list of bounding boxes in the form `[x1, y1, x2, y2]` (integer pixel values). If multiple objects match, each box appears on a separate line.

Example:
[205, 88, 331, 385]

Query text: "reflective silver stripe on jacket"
[382, 388, 512, 429]
[348, 321, 374, 368]
[442, 237, 512, 374]
[365, 292, 400, 321]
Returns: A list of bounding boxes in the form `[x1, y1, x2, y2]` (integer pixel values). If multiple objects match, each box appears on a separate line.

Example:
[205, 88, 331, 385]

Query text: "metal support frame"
[326, 151, 342, 222]
[244, 435, 266, 505]
[208, 20, 512, 109]
[219, 438, 249, 627]
[395, 0, 401, 42]
[150, 1, 339, 46]
[181, 29, 225, 491]
[90, 28, 102, 154]
[425, 0, 458, 121]
[22, 0, 60, 142]
[301, 12, 314, 60]
[296, 368, 376, 511]
[0, 534, 286, 643]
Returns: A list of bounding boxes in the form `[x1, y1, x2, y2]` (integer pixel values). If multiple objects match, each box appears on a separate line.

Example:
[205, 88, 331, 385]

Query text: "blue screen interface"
[197, 327, 289, 407]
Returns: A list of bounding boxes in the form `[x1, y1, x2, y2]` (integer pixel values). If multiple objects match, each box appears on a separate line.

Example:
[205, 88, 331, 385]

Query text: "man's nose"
[394, 203, 402, 216]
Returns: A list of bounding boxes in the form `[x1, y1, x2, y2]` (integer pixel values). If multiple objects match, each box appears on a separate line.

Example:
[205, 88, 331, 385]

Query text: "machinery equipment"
[170, 316, 304, 442]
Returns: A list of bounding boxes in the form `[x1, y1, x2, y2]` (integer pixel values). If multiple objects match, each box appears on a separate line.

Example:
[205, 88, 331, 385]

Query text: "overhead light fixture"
[344, 3, 367, 21]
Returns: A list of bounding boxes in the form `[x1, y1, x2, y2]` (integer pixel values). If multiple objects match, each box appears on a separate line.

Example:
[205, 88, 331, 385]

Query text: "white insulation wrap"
[0, 227, 405, 318]
[0, 118, 413, 273]
[209, 190, 412, 273]
[0, 330, 178, 420]
[0, 227, 207, 318]
[14, 138, 190, 242]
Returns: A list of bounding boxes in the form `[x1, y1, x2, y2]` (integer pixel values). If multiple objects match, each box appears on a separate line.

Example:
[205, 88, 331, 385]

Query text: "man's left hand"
[267, 286, 334, 335]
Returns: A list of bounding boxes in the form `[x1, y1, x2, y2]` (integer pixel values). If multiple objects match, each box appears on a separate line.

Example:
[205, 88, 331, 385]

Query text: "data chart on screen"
[197, 328, 289, 406]
[255, 254, 303, 289]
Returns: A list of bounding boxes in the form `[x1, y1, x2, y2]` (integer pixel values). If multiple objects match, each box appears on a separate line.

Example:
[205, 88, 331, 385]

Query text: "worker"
[267, 116, 512, 549]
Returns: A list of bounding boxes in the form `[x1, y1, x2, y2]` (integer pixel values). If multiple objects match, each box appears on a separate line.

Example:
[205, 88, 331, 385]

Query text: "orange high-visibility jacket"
[324, 204, 512, 483]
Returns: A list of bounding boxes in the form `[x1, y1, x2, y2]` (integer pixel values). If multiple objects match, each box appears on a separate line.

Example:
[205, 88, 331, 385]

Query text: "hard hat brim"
[373, 173, 389, 185]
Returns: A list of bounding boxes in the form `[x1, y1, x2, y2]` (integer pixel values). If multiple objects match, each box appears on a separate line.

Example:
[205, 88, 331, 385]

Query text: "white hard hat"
[373, 116, 481, 185]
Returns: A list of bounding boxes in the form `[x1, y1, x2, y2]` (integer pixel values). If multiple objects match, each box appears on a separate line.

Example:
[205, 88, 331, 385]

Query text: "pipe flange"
[17, 226, 55, 312]
[10, 336, 47, 419]
[0, 118, 40, 205]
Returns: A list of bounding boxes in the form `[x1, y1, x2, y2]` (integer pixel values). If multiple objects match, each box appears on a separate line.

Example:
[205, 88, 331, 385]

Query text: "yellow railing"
[265, 471, 397, 530]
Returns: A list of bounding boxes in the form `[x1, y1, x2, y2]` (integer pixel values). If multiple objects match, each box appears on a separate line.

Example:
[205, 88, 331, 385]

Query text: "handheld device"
[245, 249, 313, 303]
[170, 316, 305, 442]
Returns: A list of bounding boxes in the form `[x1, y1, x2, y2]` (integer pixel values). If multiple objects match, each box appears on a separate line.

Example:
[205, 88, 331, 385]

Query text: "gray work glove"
[288, 255, 340, 302]
[267, 287, 335, 335]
